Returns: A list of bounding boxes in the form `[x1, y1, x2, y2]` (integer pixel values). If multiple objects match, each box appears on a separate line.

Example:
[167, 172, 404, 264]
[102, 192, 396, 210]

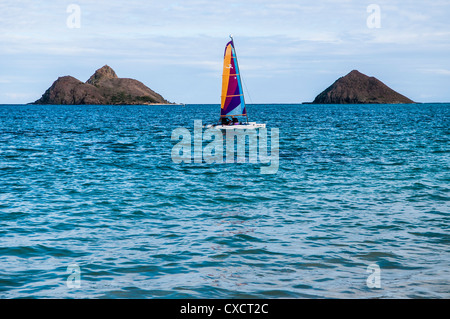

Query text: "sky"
[0, 0, 449, 104]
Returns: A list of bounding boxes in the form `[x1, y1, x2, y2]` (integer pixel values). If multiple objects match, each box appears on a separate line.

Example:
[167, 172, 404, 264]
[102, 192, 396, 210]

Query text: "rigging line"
[241, 75, 253, 105]
[232, 36, 253, 105]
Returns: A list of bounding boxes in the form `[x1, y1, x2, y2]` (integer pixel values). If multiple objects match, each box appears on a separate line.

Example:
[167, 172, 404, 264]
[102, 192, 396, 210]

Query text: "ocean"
[0, 103, 448, 298]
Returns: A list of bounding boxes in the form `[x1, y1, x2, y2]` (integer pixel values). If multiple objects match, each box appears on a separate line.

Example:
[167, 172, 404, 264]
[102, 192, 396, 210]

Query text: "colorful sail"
[220, 38, 246, 117]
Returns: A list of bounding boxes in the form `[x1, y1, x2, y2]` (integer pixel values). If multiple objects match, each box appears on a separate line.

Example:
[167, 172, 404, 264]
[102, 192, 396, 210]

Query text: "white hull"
[205, 122, 266, 130]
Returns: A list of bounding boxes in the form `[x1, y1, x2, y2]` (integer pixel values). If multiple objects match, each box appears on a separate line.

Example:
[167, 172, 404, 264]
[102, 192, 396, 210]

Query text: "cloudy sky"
[0, 0, 449, 104]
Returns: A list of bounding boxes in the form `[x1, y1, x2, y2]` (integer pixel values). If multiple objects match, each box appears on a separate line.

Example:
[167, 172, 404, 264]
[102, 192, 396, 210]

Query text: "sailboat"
[207, 35, 266, 130]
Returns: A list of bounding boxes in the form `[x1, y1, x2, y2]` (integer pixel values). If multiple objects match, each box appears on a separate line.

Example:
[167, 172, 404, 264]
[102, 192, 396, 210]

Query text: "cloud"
[0, 0, 450, 103]
[419, 68, 450, 76]
[1, 92, 36, 100]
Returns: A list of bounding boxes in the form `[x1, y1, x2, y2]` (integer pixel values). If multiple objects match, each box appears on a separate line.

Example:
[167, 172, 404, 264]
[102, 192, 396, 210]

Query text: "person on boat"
[221, 117, 230, 125]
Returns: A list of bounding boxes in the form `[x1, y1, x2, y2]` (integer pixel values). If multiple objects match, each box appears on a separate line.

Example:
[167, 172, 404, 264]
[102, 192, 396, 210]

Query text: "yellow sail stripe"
[221, 45, 232, 109]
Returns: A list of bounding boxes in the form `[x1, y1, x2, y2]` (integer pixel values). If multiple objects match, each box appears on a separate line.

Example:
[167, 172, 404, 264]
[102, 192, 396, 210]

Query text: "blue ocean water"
[0, 103, 448, 299]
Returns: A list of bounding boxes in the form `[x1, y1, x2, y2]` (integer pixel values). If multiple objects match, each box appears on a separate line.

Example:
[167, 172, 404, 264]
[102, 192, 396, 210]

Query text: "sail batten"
[220, 38, 246, 118]
[221, 94, 243, 97]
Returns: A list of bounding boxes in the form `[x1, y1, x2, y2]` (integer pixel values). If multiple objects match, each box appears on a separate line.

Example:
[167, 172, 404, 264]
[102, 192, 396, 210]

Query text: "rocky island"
[33, 65, 171, 105]
[309, 70, 414, 104]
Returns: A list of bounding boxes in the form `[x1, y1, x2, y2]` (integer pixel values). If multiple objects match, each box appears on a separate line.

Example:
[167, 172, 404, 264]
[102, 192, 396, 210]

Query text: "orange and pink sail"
[220, 38, 247, 118]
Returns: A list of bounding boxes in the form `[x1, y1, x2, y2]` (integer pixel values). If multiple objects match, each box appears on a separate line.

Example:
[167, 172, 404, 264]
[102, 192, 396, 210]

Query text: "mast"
[229, 35, 249, 123]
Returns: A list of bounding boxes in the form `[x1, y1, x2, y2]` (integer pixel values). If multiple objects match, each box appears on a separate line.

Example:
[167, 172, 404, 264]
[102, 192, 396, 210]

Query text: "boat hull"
[205, 122, 266, 130]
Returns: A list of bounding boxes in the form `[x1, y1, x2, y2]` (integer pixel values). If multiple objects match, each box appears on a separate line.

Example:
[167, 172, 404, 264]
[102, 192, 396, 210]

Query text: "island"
[32, 65, 172, 105]
[308, 70, 415, 104]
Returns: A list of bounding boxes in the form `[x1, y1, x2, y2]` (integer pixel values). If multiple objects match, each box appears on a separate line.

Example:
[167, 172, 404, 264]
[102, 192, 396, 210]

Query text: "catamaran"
[207, 36, 266, 130]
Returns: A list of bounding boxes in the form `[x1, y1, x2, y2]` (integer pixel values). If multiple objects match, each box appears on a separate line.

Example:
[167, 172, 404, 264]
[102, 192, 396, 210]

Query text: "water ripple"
[0, 104, 448, 298]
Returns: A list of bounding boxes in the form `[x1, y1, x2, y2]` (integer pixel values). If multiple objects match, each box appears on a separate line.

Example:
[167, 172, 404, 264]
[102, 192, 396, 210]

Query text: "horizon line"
[1, 102, 450, 106]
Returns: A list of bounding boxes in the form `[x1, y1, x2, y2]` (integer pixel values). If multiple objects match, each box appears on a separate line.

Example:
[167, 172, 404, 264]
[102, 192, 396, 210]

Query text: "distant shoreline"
[1, 102, 450, 106]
